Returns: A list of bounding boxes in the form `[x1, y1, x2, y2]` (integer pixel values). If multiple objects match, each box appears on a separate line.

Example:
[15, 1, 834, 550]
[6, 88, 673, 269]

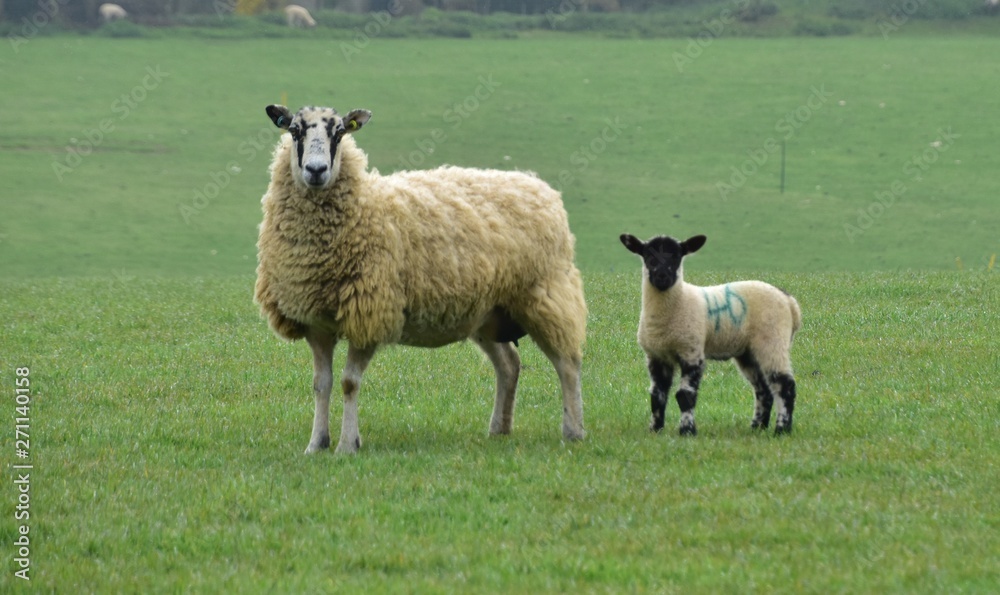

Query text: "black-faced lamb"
[255, 104, 587, 454]
[620, 233, 801, 436]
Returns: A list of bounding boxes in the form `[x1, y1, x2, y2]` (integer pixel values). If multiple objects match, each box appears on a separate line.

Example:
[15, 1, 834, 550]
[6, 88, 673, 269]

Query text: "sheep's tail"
[787, 294, 802, 341]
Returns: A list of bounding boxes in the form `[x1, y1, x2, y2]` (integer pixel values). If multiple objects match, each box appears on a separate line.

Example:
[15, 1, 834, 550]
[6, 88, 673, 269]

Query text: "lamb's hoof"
[304, 434, 331, 454]
[679, 425, 697, 437]
[334, 436, 362, 454]
[750, 420, 769, 431]
[774, 424, 793, 436]
[650, 423, 664, 434]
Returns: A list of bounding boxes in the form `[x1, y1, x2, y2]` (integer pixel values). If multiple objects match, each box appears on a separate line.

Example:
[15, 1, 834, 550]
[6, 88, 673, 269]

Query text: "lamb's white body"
[99, 3, 127, 23]
[284, 5, 317, 28]
[622, 234, 801, 435]
[256, 105, 586, 454]
[639, 280, 799, 370]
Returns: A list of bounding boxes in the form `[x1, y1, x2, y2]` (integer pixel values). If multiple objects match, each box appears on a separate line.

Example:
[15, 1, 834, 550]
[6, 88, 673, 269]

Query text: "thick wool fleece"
[637, 265, 801, 372]
[255, 134, 586, 355]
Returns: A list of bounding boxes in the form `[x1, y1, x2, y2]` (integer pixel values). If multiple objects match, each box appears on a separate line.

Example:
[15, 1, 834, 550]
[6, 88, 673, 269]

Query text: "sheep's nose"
[305, 163, 328, 177]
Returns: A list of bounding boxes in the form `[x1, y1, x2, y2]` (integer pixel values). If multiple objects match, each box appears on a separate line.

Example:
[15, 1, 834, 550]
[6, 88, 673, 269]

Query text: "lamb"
[620, 233, 801, 436]
[98, 3, 127, 23]
[284, 4, 317, 28]
[255, 104, 587, 454]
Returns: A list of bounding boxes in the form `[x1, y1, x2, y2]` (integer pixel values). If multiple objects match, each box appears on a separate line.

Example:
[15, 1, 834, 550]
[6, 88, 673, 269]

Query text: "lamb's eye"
[288, 125, 301, 137]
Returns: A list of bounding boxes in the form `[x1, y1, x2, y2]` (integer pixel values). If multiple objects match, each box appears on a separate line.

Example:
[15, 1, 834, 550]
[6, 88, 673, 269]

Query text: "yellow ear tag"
[347, 120, 358, 131]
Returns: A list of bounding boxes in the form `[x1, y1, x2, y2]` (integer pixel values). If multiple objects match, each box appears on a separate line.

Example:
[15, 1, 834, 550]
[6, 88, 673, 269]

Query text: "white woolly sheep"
[620, 233, 801, 436]
[284, 4, 317, 28]
[256, 104, 587, 454]
[99, 3, 127, 23]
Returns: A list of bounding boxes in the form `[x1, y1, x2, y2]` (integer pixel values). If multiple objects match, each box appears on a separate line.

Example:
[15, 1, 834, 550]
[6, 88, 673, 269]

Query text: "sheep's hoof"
[563, 425, 586, 441]
[650, 423, 664, 434]
[334, 436, 362, 454]
[489, 417, 513, 436]
[304, 434, 331, 454]
[750, 420, 769, 431]
[679, 425, 697, 437]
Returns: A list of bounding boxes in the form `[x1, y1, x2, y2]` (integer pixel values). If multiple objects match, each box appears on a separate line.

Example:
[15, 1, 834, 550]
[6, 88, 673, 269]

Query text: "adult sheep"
[255, 104, 587, 454]
[98, 3, 127, 23]
[284, 4, 317, 28]
[620, 233, 801, 436]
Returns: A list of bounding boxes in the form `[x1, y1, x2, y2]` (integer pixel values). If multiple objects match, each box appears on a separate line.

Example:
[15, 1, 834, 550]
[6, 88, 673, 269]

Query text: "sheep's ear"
[682, 235, 707, 255]
[342, 109, 372, 133]
[266, 105, 293, 130]
[620, 234, 644, 255]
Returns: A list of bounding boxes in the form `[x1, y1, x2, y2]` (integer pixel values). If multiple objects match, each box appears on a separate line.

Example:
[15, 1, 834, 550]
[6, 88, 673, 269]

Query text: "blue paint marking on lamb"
[704, 284, 747, 331]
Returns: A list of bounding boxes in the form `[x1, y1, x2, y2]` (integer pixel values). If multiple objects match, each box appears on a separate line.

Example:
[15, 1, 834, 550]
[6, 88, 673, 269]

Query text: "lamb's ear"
[620, 234, 644, 255]
[342, 109, 372, 133]
[682, 235, 707, 255]
[266, 105, 293, 130]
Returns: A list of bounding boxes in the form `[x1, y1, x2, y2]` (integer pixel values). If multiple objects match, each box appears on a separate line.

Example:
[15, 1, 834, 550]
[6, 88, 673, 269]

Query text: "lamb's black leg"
[676, 359, 704, 436]
[736, 352, 774, 430]
[647, 357, 674, 433]
[769, 372, 796, 435]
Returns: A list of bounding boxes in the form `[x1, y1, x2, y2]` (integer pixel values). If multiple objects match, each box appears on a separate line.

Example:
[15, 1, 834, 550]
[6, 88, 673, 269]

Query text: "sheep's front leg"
[676, 359, 704, 436]
[647, 357, 674, 433]
[305, 332, 337, 454]
[336, 343, 376, 454]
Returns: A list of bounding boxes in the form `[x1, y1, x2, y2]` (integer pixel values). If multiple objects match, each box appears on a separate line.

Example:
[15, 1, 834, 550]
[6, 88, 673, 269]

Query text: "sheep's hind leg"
[473, 335, 521, 436]
[647, 357, 674, 433]
[336, 343, 376, 454]
[676, 359, 704, 436]
[546, 350, 585, 441]
[305, 332, 337, 454]
[736, 352, 774, 431]
[768, 372, 796, 435]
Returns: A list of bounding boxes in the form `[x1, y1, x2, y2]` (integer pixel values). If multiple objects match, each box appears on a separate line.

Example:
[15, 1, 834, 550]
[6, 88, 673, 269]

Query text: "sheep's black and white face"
[266, 104, 372, 190]
[620, 233, 707, 292]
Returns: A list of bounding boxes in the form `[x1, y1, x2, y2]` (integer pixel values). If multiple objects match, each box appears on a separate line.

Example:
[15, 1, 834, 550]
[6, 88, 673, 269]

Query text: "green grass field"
[1, 32, 999, 592]
[1, 36, 998, 276]
[2, 272, 998, 591]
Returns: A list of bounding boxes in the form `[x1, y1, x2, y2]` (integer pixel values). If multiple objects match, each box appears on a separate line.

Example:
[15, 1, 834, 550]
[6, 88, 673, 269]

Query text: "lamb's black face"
[265, 104, 372, 190]
[620, 233, 707, 292]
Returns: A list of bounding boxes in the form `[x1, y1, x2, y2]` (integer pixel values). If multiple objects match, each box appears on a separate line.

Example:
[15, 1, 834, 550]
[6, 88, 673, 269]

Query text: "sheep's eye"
[288, 125, 301, 137]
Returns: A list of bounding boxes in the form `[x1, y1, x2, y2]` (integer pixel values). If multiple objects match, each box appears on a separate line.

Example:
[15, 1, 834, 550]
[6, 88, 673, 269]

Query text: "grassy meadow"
[1, 36, 999, 276]
[1, 30, 999, 592]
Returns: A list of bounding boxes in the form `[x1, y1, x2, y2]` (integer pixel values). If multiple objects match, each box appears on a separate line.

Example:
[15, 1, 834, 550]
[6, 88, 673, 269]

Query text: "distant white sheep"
[284, 4, 317, 28]
[255, 104, 587, 454]
[99, 3, 127, 23]
[620, 233, 802, 436]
